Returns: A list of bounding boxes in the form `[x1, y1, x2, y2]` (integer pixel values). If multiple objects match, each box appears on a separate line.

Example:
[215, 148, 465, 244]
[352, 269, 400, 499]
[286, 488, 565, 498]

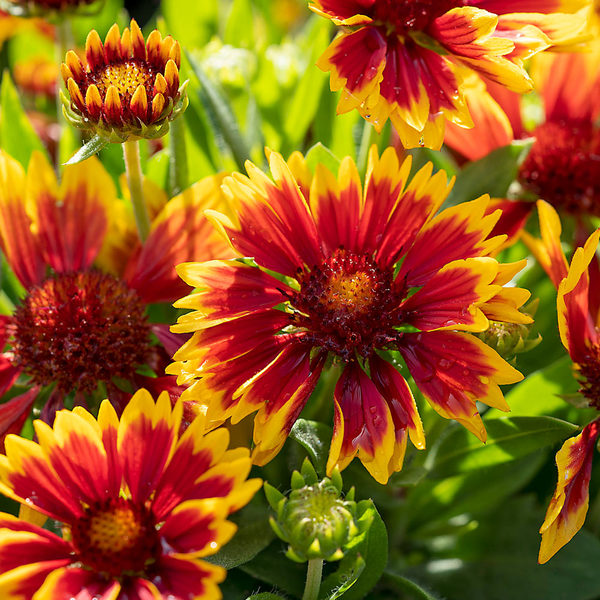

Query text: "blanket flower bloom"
[0, 149, 230, 439]
[310, 0, 588, 149]
[0, 389, 261, 599]
[61, 19, 187, 142]
[528, 200, 600, 563]
[170, 147, 530, 484]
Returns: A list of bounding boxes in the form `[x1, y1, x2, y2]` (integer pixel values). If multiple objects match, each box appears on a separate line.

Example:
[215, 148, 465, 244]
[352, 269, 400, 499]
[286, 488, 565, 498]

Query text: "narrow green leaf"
[304, 143, 341, 175]
[446, 138, 533, 205]
[205, 507, 274, 570]
[332, 500, 388, 600]
[319, 554, 365, 600]
[245, 595, 288, 600]
[224, 0, 254, 48]
[64, 134, 110, 165]
[187, 52, 251, 171]
[427, 416, 577, 479]
[0, 70, 48, 166]
[488, 354, 579, 419]
[289, 419, 332, 476]
[383, 572, 443, 600]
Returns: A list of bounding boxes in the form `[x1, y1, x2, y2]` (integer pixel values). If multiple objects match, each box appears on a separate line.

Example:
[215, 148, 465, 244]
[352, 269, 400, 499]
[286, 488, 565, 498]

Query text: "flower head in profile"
[527, 200, 600, 563]
[0, 389, 261, 599]
[0, 149, 231, 435]
[170, 147, 530, 484]
[61, 19, 187, 142]
[310, 0, 588, 149]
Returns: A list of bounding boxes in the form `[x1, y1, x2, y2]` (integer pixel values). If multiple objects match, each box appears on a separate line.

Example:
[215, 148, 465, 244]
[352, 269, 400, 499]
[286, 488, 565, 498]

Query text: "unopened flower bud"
[264, 459, 362, 563]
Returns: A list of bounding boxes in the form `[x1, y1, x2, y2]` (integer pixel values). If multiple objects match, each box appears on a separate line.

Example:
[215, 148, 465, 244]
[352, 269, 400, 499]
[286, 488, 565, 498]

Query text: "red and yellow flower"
[1, 0, 102, 17]
[0, 149, 231, 436]
[0, 389, 261, 599]
[170, 147, 530, 484]
[61, 19, 187, 142]
[310, 0, 589, 149]
[526, 200, 600, 562]
[444, 9, 600, 221]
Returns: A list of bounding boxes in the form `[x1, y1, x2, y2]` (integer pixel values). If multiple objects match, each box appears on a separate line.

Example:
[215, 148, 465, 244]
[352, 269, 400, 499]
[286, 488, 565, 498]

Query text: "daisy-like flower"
[527, 200, 600, 563]
[444, 8, 600, 222]
[0, 149, 230, 435]
[61, 19, 187, 142]
[170, 147, 530, 484]
[310, 0, 589, 149]
[0, 389, 261, 599]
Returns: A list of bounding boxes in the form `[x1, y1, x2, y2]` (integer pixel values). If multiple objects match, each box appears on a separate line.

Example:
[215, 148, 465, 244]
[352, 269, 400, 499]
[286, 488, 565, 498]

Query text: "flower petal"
[539, 419, 600, 564]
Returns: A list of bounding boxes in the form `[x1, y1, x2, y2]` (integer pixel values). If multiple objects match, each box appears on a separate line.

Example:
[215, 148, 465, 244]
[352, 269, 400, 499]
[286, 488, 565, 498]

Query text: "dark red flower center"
[290, 249, 402, 360]
[518, 120, 600, 217]
[8, 0, 96, 7]
[86, 59, 159, 109]
[372, 0, 465, 34]
[70, 497, 159, 577]
[576, 346, 600, 410]
[10, 271, 151, 394]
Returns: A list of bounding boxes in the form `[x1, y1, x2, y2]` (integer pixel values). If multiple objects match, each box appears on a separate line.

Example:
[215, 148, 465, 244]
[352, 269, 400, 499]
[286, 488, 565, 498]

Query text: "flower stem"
[168, 115, 188, 196]
[302, 558, 323, 600]
[123, 139, 151, 242]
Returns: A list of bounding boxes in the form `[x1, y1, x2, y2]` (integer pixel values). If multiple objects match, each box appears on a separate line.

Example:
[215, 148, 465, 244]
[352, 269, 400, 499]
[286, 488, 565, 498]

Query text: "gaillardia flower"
[0, 149, 230, 431]
[310, 0, 588, 149]
[0, 389, 261, 599]
[61, 19, 187, 142]
[170, 147, 530, 484]
[526, 201, 600, 563]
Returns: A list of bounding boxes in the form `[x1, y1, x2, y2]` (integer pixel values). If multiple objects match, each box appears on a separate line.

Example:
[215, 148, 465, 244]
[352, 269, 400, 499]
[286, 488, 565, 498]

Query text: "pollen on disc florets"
[61, 18, 187, 142]
[289, 248, 403, 360]
[70, 497, 159, 577]
[10, 271, 152, 394]
[518, 120, 600, 217]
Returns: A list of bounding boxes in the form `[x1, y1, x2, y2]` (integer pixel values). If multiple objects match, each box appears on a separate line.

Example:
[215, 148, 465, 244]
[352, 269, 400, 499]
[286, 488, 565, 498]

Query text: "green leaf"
[319, 553, 365, 600]
[446, 138, 533, 205]
[406, 451, 546, 534]
[488, 354, 579, 419]
[0, 70, 48, 166]
[304, 143, 341, 175]
[427, 416, 577, 479]
[224, 0, 254, 48]
[383, 572, 443, 600]
[245, 595, 288, 600]
[162, 0, 218, 49]
[187, 52, 252, 171]
[289, 419, 332, 476]
[64, 134, 110, 165]
[205, 506, 274, 570]
[332, 500, 388, 600]
[404, 496, 600, 600]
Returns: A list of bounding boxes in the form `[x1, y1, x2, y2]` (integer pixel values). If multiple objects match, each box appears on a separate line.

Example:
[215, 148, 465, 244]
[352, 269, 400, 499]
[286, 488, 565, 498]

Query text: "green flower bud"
[264, 459, 363, 563]
[478, 299, 541, 362]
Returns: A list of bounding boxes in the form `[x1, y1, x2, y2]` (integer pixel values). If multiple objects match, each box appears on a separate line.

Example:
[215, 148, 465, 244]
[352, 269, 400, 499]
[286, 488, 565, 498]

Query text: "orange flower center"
[518, 120, 600, 217]
[291, 249, 403, 360]
[89, 59, 158, 107]
[10, 271, 152, 393]
[70, 498, 159, 577]
[372, 0, 464, 34]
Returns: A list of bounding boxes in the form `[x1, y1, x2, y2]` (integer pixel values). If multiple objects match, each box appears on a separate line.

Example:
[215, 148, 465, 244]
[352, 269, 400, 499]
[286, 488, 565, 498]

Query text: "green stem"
[168, 116, 188, 196]
[302, 558, 323, 600]
[357, 119, 376, 175]
[123, 139, 151, 242]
